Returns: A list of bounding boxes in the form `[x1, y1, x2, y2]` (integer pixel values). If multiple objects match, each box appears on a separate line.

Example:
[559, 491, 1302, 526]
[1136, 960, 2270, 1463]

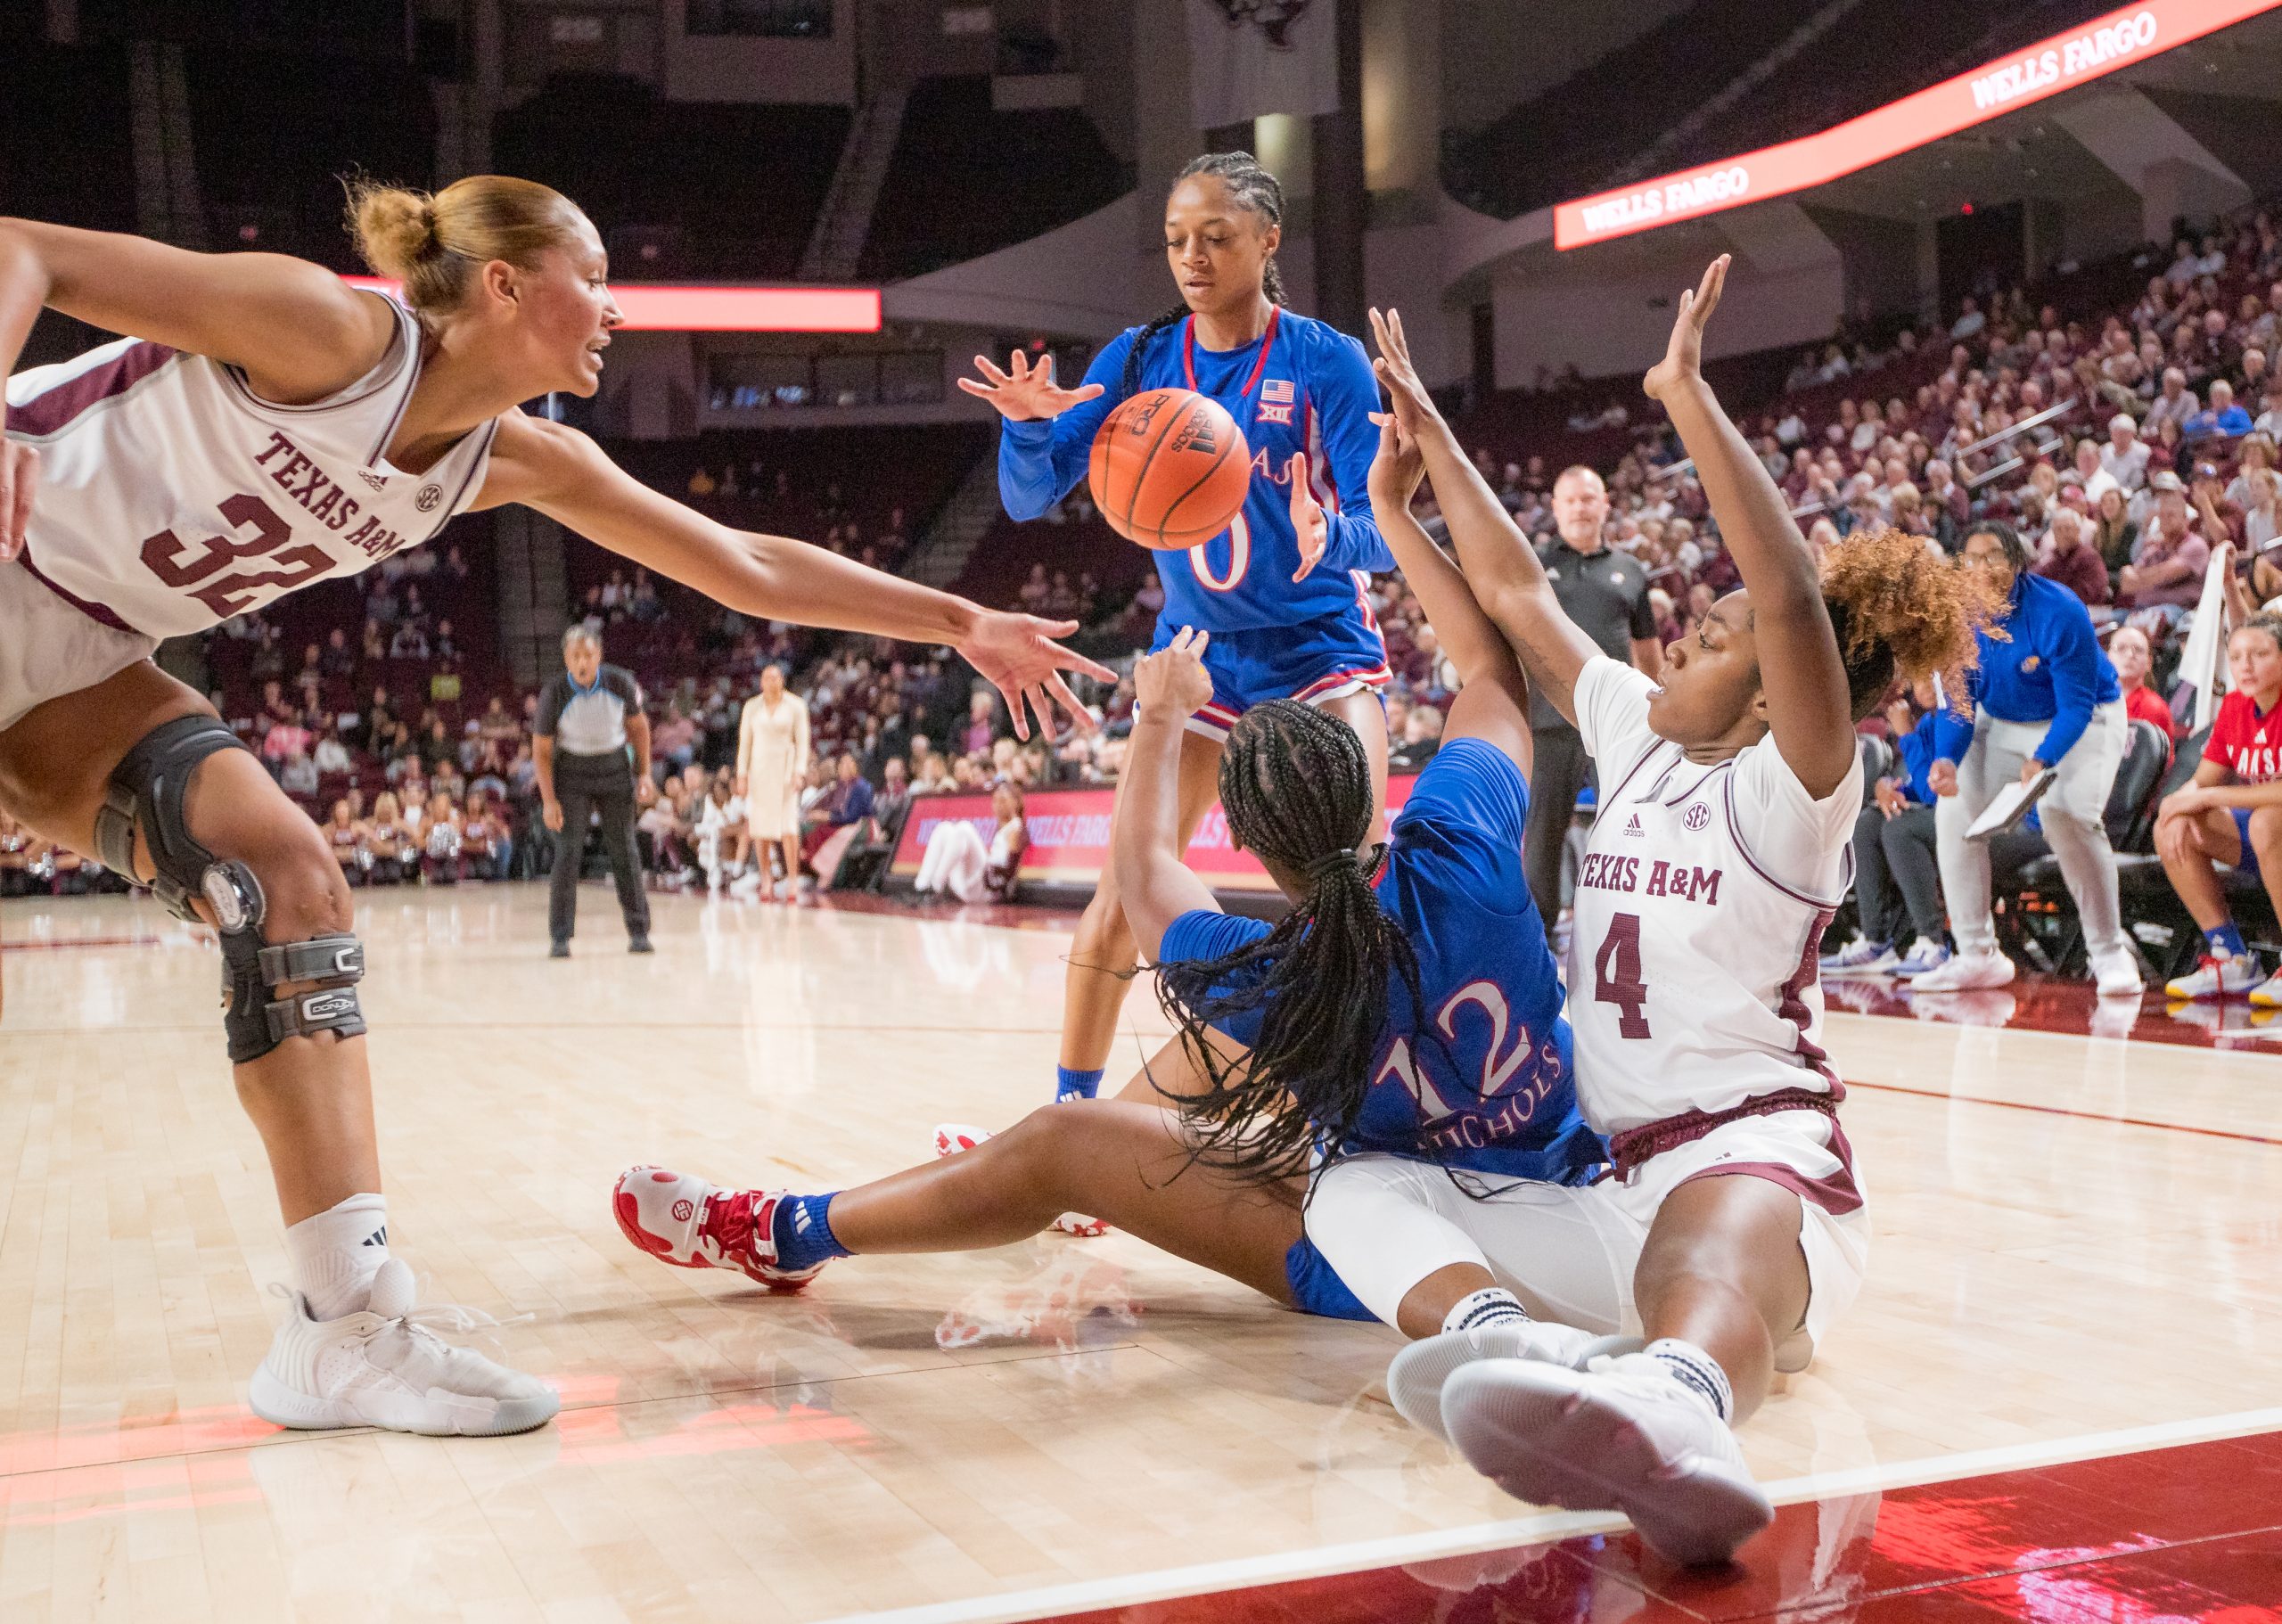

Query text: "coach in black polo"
[1524, 465, 1663, 943]
[535, 625, 653, 957]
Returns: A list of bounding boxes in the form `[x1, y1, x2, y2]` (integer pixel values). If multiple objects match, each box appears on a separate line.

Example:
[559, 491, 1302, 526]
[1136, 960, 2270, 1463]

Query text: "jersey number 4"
[142, 492, 331, 618]
[1592, 913, 1653, 1039]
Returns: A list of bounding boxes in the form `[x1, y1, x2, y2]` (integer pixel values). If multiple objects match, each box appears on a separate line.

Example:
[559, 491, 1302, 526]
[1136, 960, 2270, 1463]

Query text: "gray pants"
[1933, 701, 2127, 959]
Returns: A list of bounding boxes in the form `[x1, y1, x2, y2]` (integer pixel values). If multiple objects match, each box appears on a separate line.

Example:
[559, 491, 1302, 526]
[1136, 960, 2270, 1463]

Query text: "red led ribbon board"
[1556, 0, 2282, 250]
[341, 276, 882, 333]
[892, 775, 1422, 895]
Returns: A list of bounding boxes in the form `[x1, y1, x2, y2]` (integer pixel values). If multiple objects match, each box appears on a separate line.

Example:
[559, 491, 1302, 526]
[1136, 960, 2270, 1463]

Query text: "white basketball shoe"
[1387, 1319, 1639, 1442]
[1905, 947, 2015, 992]
[247, 1258, 559, 1436]
[1441, 1351, 1773, 1567]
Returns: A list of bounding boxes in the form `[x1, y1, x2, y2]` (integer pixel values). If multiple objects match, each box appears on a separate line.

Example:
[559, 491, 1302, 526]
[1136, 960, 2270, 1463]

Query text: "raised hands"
[956, 611, 1117, 742]
[956, 349, 1104, 422]
[1367, 307, 1438, 433]
[1644, 253, 1729, 404]
[1134, 626, 1215, 720]
[1367, 408, 1425, 519]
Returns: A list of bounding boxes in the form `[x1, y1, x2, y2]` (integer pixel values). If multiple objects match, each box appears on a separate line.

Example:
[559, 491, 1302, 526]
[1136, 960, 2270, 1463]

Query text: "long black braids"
[1119, 151, 1289, 402]
[1153, 701, 1426, 1185]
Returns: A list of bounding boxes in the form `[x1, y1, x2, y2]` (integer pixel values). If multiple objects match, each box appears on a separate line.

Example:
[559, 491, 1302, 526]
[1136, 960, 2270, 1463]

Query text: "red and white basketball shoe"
[612, 1166, 826, 1292]
[931, 1123, 1109, 1237]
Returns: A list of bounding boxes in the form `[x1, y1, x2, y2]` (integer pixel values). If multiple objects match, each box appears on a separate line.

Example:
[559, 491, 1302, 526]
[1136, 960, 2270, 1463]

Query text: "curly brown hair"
[1818, 528, 2003, 720]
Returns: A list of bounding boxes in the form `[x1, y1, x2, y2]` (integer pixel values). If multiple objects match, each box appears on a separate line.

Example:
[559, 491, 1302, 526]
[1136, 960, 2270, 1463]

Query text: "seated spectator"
[1824, 679, 1964, 977]
[2156, 614, 2282, 1003]
[389, 620, 430, 659]
[913, 785, 1027, 904]
[2106, 624, 2179, 743]
[2145, 367, 2199, 435]
[653, 702, 700, 775]
[2117, 475, 2212, 618]
[2034, 506, 2111, 609]
[960, 689, 998, 757]
[874, 758, 912, 833]
[280, 749, 319, 798]
[2183, 379, 2253, 444]
[2092, 485, 2139, 580]
[1018, 564, 1051, 613]
[313, 720, 352, 775]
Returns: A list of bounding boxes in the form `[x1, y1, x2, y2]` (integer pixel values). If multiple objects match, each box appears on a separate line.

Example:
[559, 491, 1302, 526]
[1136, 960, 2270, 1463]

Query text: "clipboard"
[1966, 769, 2056, 841]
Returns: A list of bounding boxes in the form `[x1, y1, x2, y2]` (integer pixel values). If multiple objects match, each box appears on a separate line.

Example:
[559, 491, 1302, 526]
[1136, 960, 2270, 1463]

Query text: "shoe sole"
[248, 1363, 559, 1437]
[1442, 1362, 1772, 1567]
[1388, 1330, 1637, 1443]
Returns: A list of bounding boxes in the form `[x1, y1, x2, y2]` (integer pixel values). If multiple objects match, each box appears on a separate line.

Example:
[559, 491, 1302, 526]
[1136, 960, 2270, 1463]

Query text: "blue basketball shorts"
[1153, 611, 1391, 743]
[2232, 807, 2263, 881]
[1284, 1234, 1378, 1322]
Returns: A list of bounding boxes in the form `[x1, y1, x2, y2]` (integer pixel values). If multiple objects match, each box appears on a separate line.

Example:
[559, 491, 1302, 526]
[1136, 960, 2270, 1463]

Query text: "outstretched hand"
[1644, 254, 1730, 403]
[1367, 307, 1437, 434]
[1367, 409, 1425, 516]
[1134, 627, 1215, 720]
[955, 349, 1104, 422]
[956, 610, 1116, 742]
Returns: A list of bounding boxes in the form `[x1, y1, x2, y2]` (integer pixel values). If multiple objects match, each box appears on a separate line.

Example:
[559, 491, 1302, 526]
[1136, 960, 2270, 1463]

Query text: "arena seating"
[1440, 0, 1807, 220]
[185, 45, 438, 267]
[0, 42, 137, 237]
[1653, 0, 2120, 181]
[858, 75, 1127, 282]
[493, 75, 849, 279]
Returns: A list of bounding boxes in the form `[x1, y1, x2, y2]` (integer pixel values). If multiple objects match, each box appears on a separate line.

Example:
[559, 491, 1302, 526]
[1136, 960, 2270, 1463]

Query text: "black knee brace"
[94, 715, 367, 1062]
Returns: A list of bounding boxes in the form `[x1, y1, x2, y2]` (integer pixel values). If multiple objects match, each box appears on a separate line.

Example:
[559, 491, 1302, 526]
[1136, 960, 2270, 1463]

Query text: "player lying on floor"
[1296, 267, 1998, 1564]
[612, 401, 1609, 1339]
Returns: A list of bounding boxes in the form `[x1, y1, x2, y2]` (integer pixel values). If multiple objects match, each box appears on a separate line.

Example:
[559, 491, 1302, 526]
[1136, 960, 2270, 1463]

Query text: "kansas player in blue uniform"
[959, 152, 1395, 1109]
[608, 401, 1605, 1322]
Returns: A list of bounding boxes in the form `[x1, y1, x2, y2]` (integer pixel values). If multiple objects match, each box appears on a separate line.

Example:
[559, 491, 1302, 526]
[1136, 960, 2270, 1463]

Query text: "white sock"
[1644, 1336, 1733, 1423]
[284, 1193, 390, 1320]
[1442, 1286, 1531, 1336]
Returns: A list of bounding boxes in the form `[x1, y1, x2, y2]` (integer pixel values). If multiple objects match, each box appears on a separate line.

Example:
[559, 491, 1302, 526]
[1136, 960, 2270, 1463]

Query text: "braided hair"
[1120, 151, 1289, 402]
[1153, 701, 1424, 1184]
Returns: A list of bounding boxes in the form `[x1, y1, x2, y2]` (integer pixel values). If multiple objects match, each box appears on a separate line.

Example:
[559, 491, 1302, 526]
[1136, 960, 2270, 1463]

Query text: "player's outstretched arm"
[963, 343, 1120, 521]
[1367, 308, 1601, 724]
[1644, 256, 1853, 798]
[1367, 408, 1531, 775]
[0, 219, 393, 409]
[480, 414, 1115, 741]
[0, 219, 397, 555]
[1112, 629, 1221, 961]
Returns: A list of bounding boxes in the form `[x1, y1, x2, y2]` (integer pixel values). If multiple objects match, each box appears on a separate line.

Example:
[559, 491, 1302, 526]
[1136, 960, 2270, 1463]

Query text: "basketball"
[1088, 388, 1252, 551]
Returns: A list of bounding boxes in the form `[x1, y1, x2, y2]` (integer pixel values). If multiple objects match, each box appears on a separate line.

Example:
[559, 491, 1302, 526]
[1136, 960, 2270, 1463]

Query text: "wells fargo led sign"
[1556, 0, 2282, 250]
[342, 276, 882, 332]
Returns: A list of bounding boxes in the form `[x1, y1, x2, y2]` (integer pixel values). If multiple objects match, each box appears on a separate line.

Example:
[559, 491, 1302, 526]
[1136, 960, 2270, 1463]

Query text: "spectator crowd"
[13, 203, 2278, 1012]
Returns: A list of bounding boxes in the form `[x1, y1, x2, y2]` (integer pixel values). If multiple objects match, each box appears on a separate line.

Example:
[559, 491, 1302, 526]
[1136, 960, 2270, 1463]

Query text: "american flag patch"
[1262, 378, 1295, 404]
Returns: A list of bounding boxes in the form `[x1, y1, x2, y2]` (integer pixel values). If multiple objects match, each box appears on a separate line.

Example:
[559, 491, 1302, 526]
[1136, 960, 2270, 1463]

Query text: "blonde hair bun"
[343, 174, 582, 314]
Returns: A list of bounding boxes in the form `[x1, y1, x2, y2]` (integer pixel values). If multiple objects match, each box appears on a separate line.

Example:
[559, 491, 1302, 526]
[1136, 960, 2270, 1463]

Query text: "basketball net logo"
[1210, 0, 1312, 48]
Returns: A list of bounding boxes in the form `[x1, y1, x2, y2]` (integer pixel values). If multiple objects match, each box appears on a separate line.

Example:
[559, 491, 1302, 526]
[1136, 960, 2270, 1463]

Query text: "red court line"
[1846, 1078, 2282, 1148]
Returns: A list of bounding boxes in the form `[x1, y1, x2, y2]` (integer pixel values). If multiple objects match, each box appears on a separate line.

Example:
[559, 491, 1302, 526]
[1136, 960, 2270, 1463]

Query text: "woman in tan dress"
[735, 664, 809, 898]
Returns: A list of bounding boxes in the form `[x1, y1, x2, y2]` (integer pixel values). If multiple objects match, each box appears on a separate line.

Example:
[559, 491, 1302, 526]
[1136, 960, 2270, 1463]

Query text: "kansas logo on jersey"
[1260, 378, 1295, 426]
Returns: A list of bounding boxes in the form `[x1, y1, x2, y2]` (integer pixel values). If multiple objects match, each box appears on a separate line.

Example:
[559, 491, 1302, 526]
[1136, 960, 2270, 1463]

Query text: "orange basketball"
[1087, 389, 1252, 551]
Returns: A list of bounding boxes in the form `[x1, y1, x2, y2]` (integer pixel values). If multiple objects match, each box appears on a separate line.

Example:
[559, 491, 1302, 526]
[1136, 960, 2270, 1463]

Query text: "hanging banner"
[1187, 0, 1341, 130]
[1556, 0, 2282, 250]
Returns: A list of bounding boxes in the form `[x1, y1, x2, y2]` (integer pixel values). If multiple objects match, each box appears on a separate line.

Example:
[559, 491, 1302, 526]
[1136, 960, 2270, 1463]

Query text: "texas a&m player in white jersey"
[0, 176, 1107, 1439]
[1297, 272, 1996, 1565]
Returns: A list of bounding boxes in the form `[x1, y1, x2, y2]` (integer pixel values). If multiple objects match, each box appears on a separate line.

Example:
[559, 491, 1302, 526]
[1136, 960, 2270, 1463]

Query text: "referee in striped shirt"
[535, 626, 653, 957]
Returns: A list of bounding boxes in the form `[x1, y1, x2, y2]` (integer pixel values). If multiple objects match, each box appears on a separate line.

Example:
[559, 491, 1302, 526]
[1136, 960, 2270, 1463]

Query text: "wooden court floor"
[0, 883, 2278, 1622]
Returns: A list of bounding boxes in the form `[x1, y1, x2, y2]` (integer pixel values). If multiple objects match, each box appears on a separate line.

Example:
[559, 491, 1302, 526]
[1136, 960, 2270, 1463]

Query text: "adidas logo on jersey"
[1623, 813, 1645, 837]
